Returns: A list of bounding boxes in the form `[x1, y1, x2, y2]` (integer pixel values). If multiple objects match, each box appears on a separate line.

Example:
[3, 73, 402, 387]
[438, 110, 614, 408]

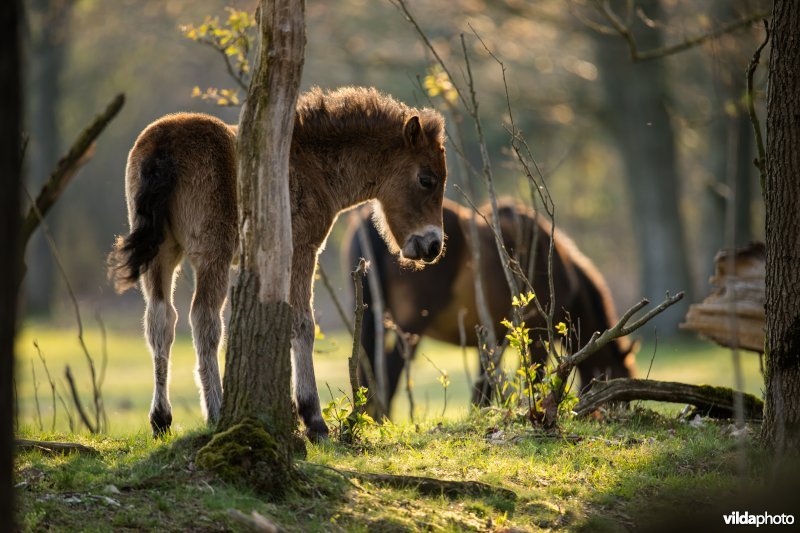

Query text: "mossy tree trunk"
[216, 0, 306, 476]
[0, 0, 22, 524]
[762, 1, 800, 453]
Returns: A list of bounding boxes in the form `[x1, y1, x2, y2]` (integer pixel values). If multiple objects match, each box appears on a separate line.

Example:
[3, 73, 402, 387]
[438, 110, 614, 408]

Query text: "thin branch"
[21, 93, 125, 247]
[746, 19, 769, 198]
[64, 366, 96, 434]
[343, 258, 368, 443]
[563, 292, 684, 370]
[33, 341, 57, 432]
[317, 261, 386, 415]
[588, 1, 769, 62]
[30, 360, 43, 432]
[23, 184, 105, 432]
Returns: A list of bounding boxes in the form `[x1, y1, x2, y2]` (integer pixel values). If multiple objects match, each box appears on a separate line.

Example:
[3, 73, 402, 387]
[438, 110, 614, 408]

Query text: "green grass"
[14, 325, 764, 436]
[15, 410, 778, 531]
[13, 324, 777, 530]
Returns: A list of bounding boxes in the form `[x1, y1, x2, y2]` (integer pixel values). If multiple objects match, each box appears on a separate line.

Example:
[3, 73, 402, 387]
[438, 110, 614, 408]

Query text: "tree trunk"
[762, 1, 800, 452]
[24, 0, 71, 317]
[701, 0, 756, 289]
[0, 0, 22, 525]
[592, 0, 693, 336]
[214, 0, 306, 482]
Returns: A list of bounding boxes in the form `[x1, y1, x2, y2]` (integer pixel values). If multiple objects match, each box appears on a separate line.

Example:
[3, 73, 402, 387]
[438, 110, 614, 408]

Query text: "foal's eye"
[418, 173, 436, 190]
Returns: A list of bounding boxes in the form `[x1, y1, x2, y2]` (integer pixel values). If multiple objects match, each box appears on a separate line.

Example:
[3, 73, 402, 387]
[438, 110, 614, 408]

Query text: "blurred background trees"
[19, 0, 768, 341]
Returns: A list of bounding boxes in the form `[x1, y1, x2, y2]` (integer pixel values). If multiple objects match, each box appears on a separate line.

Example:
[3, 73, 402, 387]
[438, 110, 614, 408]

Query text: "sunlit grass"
[15, 323, 764, 436]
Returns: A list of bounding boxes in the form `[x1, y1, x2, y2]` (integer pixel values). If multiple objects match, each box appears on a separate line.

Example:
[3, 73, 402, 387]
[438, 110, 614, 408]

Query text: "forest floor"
[15, 409, 796, 532]
[14, 326, 796, 531]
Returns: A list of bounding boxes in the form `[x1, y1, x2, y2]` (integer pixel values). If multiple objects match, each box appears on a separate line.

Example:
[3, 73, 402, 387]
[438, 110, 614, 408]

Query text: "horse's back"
[126, 113, 238, 263]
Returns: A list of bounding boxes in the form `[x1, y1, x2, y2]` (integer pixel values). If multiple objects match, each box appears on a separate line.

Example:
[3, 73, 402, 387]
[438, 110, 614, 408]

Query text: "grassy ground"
[15, 410, 783, 532]
[14, 325, 764, 435]
[14, 325, 783, 531]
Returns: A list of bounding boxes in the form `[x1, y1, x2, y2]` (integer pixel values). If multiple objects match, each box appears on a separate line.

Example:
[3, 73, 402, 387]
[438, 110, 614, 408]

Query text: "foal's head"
[373, 111, 447, 265]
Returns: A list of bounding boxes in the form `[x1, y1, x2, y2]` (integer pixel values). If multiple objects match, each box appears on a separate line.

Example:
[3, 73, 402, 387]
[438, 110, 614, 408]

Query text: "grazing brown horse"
[346, 198, 635, 415]
[108, 87, 447, 439]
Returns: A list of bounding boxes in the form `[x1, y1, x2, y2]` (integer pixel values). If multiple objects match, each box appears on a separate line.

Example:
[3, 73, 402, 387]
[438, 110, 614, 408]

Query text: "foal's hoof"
[304, 420, 330, 443]
[150, 409, 173, 439]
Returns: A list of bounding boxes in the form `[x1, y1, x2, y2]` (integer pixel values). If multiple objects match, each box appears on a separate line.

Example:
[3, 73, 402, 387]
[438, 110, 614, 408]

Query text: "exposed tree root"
[15, 439, 99, 455]
[574, 378, 764, 420]
[343, 470, 517, 501]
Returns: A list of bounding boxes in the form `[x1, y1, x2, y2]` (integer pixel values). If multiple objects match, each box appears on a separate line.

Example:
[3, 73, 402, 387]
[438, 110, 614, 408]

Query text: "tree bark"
[592, 0, 693, 336]
[575, 378, 764, 420]
[0, 0, 22, 526]
[24, 0, 72, 316]
[762, 1, 800, 452]
[217, 0, 306, 474]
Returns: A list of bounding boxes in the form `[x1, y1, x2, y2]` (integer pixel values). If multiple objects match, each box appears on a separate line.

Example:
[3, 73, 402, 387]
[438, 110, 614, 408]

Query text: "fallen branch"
[15, 438, 98, 456]
[541, 291, 685, 428]
[22, 93, 125, 247]
[574, 378, 764, 420]
[342, 470, 517, 501]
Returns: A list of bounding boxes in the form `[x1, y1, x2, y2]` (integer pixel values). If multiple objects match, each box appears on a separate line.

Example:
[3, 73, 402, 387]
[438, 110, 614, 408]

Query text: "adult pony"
[346, 198, 635, 415]
[108, 87, 447, 440]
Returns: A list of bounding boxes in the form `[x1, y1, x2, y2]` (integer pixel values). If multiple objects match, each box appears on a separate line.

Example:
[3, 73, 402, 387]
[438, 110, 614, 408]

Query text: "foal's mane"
[294, 86, 444, 146]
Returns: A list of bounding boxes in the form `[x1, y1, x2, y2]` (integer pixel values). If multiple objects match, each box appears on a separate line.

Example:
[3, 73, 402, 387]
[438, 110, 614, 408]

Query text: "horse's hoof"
[305, 420, 330, 443]
[150, 409, 173, 439]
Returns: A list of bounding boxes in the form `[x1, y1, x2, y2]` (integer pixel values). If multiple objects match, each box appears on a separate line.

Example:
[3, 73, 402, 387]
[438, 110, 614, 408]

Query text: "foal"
[108, 87, 447, 439]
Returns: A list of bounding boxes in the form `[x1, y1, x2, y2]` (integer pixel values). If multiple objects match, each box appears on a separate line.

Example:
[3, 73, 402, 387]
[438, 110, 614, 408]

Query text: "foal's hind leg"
[188, 259, 229, 426]
[142, 240, 183, 436]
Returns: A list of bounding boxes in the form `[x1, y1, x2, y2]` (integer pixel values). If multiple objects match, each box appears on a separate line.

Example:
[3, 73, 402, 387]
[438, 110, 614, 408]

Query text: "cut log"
[574, 378, 764, 420]
[680, 242, 765, 353]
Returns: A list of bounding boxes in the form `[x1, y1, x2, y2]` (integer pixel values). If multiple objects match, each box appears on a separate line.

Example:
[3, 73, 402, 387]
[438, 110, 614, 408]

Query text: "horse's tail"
[107, 147, 177, 293]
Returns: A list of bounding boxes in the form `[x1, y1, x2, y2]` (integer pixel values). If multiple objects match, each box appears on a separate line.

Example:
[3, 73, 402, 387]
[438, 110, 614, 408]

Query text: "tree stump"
[680, 242, 765, 353]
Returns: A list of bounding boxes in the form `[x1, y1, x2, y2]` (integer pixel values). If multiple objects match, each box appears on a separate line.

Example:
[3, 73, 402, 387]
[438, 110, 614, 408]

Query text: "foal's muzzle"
[401, 225, 443, 264]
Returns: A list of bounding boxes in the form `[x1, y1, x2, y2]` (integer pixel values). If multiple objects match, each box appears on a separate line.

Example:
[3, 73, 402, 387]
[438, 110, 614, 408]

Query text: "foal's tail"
[107, 148, 177, 293]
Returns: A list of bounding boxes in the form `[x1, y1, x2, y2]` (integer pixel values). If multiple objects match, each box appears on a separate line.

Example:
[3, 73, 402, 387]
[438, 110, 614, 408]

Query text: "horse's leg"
[188, 259, 229, 426]
[386, 339, 415, 409]
[142, 240, 182, 437]
[291, 249, 327, 440]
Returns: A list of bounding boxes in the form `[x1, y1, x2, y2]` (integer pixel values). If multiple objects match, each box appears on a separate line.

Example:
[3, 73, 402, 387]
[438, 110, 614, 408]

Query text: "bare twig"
[421, 353, 449, 419]
[564, 292, 684, 370]
[30, 360, 43, 432]
[746, 19, 769, 198]
[585, 1, 768, 61]
[317, 261, 386, 416]
[64, 366, 96, 434]
[343, 258, 368, 443]
[23, 184, 105, 432]
[457, 308, 472, 391]
[33, 341, 57, 432]
[56, 379, 75, 432]
[385, 317, 416, 424]
[21, 93, 125, 247]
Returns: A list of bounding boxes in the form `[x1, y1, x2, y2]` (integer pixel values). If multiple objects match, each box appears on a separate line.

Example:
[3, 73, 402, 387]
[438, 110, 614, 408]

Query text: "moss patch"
[195, 418, 293, 497]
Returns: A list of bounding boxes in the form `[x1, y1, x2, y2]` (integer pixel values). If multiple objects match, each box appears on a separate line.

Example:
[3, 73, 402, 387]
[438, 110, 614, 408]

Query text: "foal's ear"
[403, 115, 427, 148]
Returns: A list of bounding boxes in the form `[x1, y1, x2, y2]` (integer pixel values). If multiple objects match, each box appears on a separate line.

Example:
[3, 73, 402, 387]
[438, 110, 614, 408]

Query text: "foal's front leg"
[291, 249, 328, 441]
